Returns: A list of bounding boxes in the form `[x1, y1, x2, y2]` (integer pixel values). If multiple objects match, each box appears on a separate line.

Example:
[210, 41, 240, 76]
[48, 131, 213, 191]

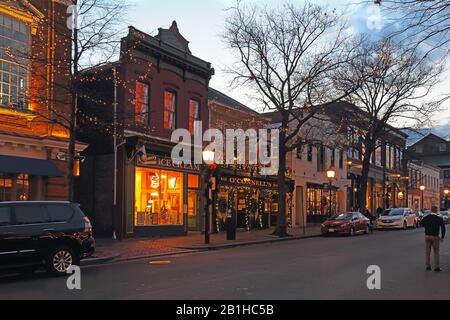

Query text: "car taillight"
[84, 217, 92, 233]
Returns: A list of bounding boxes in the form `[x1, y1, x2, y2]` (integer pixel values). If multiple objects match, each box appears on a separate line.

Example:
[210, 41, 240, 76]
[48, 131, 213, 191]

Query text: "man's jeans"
[425, 236, 441, 268]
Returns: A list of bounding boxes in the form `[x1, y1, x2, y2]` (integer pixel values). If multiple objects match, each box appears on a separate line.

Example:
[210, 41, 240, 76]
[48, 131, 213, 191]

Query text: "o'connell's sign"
[219, 176, 278, 189]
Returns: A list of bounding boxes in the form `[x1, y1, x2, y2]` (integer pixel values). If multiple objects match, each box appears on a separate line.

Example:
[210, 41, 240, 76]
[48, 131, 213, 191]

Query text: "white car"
[377, 208, 418, 229]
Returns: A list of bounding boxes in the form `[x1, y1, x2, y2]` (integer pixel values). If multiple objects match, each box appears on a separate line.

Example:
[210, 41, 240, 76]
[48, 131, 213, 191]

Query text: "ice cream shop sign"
[138, 154, 201, 173]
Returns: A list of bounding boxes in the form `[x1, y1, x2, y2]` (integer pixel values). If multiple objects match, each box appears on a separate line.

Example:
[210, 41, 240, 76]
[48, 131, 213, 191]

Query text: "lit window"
[0, 13, 30, 110]
[135, 81, 149, 124]
[135, 168, 183, 226]
[164, 90, 176, 130]
[188, 99, 199, 134]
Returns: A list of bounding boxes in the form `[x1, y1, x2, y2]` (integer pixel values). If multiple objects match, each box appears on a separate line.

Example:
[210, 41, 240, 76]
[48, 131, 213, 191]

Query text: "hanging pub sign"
[218, 175, 278, 190]
[138, 154, 201, 173]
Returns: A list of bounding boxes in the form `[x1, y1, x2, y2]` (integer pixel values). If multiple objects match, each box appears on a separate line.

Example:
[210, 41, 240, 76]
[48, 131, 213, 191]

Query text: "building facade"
[77, 22, 214, 238]
[264, 107, 349, 227]
[325, 103, 409, 214]
[208, 88, 292, 231]
[407, 134, 450, 209]
[407, 160, 441, 211]
[0, 0, 85, 203]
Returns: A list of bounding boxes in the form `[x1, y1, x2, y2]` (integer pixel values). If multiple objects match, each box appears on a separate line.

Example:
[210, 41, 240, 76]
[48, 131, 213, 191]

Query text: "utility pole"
[112, 66, 118, 240]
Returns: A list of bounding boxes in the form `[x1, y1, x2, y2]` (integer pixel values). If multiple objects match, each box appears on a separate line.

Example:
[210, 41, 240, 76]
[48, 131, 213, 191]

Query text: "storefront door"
[188, 190, 199, 231]
[237, 190, 247, 229]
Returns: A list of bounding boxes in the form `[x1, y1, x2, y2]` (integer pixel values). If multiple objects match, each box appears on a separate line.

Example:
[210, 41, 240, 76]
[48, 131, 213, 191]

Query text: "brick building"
[77, 22, 214, 238]
[407, 133, 450, 209]
[0, 0, 85, 202]
[208, 88, 291, 231]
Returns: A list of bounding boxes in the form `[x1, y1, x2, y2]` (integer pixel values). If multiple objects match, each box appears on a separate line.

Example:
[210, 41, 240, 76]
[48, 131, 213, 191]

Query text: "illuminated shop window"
[0, 174, 12, 201]
[0, 13, 30, 110]
[0, 173, 29, 201]
[135, 168, 183, 226]
[16, 173, 29, 201]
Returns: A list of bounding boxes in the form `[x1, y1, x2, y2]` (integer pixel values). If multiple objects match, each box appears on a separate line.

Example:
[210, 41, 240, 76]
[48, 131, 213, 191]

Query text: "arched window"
[0, 13, 30, 110]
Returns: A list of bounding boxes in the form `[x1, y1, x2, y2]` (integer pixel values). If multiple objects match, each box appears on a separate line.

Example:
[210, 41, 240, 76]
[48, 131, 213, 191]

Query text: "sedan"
[321, 212, 370, 236]
[377, 208, 418, 230]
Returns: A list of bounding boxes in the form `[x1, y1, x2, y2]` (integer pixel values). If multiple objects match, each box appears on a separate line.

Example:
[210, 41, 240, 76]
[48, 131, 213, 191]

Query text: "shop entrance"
[236, 189, 247, 229]
[188, 190, 199, 231]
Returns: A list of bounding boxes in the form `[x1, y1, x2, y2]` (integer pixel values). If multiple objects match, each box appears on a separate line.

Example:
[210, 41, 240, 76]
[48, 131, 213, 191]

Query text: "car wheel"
[45, 246, 78, 276]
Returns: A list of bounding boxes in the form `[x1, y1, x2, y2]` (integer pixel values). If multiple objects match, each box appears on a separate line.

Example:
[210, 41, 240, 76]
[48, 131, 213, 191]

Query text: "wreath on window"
[218, 198, 228, 214]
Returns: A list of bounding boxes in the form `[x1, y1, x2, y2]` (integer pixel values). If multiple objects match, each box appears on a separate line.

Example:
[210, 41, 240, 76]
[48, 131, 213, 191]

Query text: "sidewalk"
[83, 225, 322, 266]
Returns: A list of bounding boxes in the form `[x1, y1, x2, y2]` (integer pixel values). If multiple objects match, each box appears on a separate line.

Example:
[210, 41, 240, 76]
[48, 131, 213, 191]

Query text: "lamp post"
[326, 166, 337, 216]
[420, 185, 426, 212]
[202, 150, 215, 245]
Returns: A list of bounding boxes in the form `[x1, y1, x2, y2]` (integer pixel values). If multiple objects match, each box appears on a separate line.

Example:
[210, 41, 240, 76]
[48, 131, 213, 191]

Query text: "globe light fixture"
[326, 166, 337, 180]
[202, 150, 215, 164]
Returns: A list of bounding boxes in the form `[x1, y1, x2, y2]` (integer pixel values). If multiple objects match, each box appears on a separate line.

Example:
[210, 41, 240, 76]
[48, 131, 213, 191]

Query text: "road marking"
[149, 260, 172, 265]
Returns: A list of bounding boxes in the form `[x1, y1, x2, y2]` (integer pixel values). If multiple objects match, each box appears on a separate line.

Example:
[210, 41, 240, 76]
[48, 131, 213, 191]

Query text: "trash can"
[226, 208, 237, 241]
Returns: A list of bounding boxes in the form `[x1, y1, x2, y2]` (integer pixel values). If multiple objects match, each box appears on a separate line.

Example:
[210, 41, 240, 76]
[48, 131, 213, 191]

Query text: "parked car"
[321, 212, 370, 236]
[440, 211, 449, 224]
[0, 201, 94, 276]
[377, 208, 418, 229]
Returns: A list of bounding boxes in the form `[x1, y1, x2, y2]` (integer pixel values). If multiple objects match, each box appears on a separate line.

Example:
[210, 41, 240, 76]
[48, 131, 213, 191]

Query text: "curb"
[81, 233, 323, 266]
[175, 233, 323, 251]
[80, 250, 203, 267]
[81, 254, 120, 266]
[112, 250, 204, 264]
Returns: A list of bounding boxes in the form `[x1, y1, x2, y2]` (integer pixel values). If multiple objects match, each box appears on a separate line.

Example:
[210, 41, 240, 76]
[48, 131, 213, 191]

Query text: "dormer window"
[0, 13, 30, 110]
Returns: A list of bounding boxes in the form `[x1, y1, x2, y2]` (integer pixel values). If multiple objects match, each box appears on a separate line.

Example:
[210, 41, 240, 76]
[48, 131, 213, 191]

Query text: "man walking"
[421, 206, 446, 272]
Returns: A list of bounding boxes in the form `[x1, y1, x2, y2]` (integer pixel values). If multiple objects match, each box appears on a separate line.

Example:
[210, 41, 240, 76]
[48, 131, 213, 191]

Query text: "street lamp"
[202, 150, 215, 244]
[326, 166, 337, 216]
[420, 185, 425, 212]
[444, 189, 449, 209]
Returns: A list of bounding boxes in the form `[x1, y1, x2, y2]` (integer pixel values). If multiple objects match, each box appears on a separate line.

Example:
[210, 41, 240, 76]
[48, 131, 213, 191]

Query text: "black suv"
[0, 201, 94, 276]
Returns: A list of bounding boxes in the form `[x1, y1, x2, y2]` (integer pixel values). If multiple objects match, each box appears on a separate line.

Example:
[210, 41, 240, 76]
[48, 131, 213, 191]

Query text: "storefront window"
[187, 174, 199, 189]
[16, 173, 29, 201]
[0, 173, 29, 201]
[0, 174, 12, 201]
[307, 184, 337, 222]
[135, 168, 183, 226]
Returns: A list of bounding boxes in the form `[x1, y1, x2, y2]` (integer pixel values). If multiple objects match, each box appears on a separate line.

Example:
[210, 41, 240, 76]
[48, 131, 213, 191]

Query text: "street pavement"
[1, 227, 450, 300]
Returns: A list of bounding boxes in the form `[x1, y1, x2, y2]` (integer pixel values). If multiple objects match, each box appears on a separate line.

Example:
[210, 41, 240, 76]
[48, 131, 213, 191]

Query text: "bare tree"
[376, 0, 449, 54]
[223, 1, 358, 237]
[333, 37, 444, 211]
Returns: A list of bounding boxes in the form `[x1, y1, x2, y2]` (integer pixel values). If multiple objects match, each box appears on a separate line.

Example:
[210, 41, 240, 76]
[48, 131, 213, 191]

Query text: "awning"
[0, 155, 64, 177]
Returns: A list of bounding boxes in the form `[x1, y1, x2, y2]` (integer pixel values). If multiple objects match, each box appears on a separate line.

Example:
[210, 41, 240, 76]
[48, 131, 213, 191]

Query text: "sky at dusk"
[124, 0, 450, 129]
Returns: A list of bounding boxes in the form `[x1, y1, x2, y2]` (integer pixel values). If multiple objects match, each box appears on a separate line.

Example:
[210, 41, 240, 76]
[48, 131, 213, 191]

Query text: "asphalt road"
[1, 227, 450, 300]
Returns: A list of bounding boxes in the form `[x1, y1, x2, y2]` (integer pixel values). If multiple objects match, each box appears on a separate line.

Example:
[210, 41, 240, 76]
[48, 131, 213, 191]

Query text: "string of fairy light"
[1, 4, 158, 140]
